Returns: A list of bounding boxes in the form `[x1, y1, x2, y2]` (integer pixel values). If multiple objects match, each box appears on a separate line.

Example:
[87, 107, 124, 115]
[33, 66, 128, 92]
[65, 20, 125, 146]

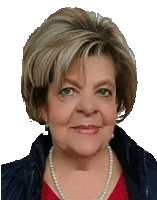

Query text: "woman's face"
[43, 55, 117, 157]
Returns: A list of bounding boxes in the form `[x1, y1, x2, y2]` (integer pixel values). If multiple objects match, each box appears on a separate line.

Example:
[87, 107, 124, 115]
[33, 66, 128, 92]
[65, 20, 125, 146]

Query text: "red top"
[41, 172, 129, 200]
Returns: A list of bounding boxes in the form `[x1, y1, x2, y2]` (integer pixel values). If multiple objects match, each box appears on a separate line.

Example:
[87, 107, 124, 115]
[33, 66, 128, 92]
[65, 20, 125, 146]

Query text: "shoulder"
[144, 150, 157, 169]
[113, 125, 157, 197]
[1, 156, 29, 200]
[144, 150, 157, 197]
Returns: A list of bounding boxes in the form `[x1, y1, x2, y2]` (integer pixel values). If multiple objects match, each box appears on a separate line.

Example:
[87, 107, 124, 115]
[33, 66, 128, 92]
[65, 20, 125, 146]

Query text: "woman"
[1, 7, 157, 200]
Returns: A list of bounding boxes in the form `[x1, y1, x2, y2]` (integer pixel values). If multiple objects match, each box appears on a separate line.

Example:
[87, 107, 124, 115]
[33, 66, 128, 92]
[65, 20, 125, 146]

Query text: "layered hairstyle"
[22, 7, 137, 124]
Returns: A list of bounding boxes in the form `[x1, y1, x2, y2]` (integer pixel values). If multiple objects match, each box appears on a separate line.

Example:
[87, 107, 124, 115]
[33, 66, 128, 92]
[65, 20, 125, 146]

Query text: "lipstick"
[72, 125, 99, 135]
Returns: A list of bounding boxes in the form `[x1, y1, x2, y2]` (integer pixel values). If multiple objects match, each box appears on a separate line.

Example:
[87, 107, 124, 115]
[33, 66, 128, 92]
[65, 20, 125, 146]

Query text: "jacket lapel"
[26, 133, 52, 200]
[110, 125, 147, 199]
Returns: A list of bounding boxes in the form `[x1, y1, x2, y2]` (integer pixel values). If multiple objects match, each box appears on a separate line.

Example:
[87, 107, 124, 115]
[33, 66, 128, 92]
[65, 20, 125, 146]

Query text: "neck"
[52, 145, 109, 172]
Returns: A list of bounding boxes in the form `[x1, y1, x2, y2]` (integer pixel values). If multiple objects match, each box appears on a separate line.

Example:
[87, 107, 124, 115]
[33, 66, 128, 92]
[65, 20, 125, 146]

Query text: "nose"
[76, 94, 98, 117]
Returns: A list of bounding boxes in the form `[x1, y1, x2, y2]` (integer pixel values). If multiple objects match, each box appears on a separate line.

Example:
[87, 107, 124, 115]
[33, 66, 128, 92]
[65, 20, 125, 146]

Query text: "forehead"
[63, 55, 115, 83]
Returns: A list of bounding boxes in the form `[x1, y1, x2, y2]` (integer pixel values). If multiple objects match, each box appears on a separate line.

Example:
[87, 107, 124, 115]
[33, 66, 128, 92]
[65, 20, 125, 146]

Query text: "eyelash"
[59, 87, 112, 97]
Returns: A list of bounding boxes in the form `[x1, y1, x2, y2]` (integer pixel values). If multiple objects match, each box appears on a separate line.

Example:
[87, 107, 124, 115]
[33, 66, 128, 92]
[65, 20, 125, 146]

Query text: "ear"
[38, 106, 48, 123]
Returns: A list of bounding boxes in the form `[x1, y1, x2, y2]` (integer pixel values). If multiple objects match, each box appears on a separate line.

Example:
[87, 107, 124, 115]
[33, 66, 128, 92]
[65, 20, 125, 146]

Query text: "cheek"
[48, 101, 74, 126]
[101, 103, 117, 125]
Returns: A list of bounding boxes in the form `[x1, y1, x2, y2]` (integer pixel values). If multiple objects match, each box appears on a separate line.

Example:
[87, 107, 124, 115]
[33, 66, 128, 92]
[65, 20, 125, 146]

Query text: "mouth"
[71, 125, 101, 135]
[73, 125, 100, 129]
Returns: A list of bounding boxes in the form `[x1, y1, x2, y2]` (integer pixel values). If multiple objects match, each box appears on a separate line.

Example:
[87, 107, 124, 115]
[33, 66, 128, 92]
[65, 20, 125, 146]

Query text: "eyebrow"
[64, 78, 115, 89]
[94, 80, 115, 89]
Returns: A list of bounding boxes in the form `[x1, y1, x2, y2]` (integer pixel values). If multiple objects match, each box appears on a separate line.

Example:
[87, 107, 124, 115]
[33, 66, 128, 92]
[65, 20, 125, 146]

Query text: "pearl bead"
[48, 145, 114, 200]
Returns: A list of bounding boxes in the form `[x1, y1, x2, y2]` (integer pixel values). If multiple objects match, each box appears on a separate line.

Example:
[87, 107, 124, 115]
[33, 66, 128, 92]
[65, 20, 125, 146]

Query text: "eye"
[59, 87, 75, 96]
[98, 89, 112, 97]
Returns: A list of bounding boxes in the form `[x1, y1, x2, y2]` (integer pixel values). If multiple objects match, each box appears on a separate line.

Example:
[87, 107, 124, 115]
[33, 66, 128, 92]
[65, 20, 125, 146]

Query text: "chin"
[71, 144, 103, 158]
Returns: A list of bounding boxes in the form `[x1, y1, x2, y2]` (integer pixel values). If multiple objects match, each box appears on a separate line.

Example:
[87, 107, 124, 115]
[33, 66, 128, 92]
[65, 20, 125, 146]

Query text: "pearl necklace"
[48, 145, 114, 200]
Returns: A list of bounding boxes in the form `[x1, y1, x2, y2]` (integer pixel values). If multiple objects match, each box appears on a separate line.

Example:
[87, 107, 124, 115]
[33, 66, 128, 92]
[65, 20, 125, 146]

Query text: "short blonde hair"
[22, 7, 137, 124]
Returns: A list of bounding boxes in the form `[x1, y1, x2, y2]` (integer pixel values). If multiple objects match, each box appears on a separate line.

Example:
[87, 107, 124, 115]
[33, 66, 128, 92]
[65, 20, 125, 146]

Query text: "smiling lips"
[72, 125, 100, 135]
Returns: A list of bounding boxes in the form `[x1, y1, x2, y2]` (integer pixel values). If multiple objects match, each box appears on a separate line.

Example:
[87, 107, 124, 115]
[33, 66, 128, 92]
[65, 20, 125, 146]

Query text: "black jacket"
[1, 125, 157, 200]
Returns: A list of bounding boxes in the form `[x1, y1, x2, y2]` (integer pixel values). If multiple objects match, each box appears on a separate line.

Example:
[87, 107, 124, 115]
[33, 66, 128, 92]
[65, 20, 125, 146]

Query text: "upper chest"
[43, 153, 122, 199]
